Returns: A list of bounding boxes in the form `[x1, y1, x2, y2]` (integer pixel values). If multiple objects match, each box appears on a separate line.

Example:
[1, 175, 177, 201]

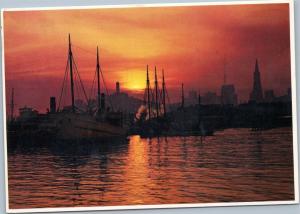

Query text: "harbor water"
[8, 127, 294, 209]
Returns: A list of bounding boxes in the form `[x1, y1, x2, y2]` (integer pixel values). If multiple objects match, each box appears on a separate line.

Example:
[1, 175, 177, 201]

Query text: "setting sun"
[119, 69, 147, 91]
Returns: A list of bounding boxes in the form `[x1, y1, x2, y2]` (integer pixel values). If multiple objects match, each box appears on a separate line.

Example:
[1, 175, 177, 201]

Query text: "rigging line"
[74, 65, 81, 103]
[73, 71, 86, 113]
[88, 67, 97, 101]
[61, 66, 69, 109]
[58, 57, 70, 111]
[87, 68, 96, 113]
[72, 55, 89, 104]
[165, 88, 171, 110]
[99, 67, 114, 111]
[73, 64, 79, 101]
[158, 89, 163, 103]
[72, 44, 96, 56]
[64, 68, 70, 108]
[150, 88, 155, 104]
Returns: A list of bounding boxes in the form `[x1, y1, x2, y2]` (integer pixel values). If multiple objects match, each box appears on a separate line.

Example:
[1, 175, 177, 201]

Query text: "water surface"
[8, 127, 294, 209]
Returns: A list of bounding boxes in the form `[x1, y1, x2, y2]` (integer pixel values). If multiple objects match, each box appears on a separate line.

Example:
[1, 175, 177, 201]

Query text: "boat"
[7, 34, 127, 143]
[131, 65, 214, 138]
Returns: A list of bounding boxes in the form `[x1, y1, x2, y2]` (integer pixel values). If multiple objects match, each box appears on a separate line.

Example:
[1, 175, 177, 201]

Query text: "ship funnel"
[50, 97, 56, 113]
[116, 82, 120, 94]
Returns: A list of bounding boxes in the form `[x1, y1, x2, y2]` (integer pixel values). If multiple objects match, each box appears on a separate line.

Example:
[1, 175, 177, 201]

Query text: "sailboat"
[8, 35, 127, 143]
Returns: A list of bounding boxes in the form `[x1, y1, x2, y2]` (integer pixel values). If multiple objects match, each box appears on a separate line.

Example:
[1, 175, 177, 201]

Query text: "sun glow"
[4, 4, 291, 111]
[120, 69, 146, 91]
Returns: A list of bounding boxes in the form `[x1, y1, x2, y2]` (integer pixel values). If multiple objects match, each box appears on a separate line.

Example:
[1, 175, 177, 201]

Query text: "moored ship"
[8, 35, 127, 143]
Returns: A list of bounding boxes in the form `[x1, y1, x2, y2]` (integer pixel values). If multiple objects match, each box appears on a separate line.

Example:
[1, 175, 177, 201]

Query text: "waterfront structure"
[9, 88, 15, 121]
[264, 90, 275, 103]
[187, 90, 198, 106]
[202, 91, 221, 105]
[108, 82, 142, 114]
[221, 84, 238, 105]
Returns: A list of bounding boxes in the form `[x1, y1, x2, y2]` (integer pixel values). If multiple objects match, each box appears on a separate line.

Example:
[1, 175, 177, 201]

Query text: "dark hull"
[7, 112, 127, 144]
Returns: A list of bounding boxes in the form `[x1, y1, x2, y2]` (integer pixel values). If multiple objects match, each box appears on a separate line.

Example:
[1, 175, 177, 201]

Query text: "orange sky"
[4, 3, 291, 112]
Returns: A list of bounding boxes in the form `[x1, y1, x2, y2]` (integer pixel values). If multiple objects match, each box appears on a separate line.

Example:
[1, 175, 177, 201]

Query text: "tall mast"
[181, 83, 184, 109]
[146, 65, 151, 120]
[10, 88, 14, 121]
[96, 46, 101, 111]
[162, 69, 166, 117]
[68, 34, 75, 112]
[154, 66, 159, 119]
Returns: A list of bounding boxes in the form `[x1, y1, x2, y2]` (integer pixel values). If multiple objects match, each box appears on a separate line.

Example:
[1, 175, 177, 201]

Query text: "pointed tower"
[250, 59, 263, 102]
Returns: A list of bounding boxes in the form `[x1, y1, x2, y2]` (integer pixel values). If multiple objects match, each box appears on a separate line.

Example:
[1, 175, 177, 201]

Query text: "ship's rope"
[99, 66, 114, 111]
[73, 44, 115, 111]
[72, 54, 89, 105]
[88, 67, 97, 104]
[58, 55, 70, 111]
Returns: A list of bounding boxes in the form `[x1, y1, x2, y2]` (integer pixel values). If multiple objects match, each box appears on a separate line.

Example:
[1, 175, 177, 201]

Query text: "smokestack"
[116, 81, 120, 94]
[50, 97, 56, 113]
[101, 93, 105, 110]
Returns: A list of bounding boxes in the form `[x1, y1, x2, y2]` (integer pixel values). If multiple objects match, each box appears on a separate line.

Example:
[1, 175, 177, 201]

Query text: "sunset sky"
[4, 3, 291, 112]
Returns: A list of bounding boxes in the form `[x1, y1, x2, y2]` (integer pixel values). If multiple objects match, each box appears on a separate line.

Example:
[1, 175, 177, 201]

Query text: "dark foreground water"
[8, 127, 294, 209]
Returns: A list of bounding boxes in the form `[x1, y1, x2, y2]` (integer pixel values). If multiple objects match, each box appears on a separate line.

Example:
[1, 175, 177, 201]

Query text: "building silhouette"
[264, 90, 275, 103]
[108, 82, 142, 113]
[249, 59, 263, 102]
[221, 84, 238, 105]
[219, 57, 238, 105]
[187, 90, 198, 105]
[202, 91, 221, 105]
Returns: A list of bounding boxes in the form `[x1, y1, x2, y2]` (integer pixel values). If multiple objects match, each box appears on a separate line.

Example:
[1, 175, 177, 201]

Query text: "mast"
[10, 88, 14, 121]
[68, 34, 75, 112]
[146, 65, 151, 120]
[181, 83, 184, 109]
[96, 46, 101, 111]
[162, 69, 166, 117]
[154, 66, 159, 119]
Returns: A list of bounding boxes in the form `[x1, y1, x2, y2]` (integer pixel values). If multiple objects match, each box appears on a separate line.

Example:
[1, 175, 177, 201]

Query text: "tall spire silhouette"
[249, 59, 263, 102]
